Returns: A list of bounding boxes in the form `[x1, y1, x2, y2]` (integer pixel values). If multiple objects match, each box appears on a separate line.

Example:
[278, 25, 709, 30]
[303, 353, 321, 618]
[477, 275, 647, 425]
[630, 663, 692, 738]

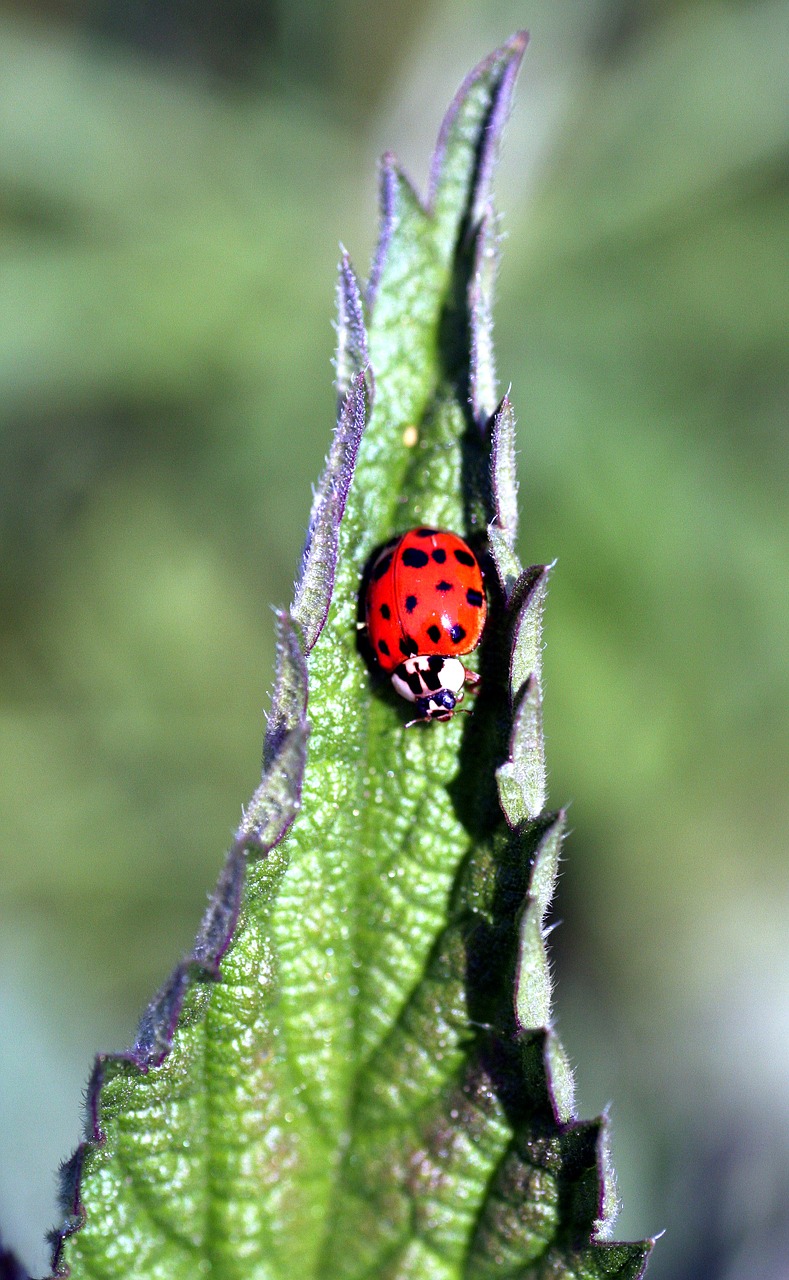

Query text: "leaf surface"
[51, 35, 653, 1280]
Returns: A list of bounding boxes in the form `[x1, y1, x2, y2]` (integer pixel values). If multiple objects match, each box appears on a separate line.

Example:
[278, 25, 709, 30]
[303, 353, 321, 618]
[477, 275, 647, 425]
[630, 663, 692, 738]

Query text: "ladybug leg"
[464, 670, 481, 692]
[434, 706, 473, 724]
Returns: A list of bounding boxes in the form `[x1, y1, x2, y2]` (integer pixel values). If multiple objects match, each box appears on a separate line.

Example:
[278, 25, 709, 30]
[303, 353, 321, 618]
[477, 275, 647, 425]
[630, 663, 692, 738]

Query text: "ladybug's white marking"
[391, 655, 468, 723]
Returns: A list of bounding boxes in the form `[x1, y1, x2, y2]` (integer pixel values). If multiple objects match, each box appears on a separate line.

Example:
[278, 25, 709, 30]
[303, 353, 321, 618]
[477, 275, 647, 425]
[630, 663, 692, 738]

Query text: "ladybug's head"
[415, 688, 458, 722]
[391, 655, 468, 726]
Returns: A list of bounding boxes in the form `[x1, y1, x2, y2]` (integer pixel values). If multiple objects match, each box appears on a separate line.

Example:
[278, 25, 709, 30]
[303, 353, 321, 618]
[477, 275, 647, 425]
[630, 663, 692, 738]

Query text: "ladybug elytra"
[364, 527, 487, 724]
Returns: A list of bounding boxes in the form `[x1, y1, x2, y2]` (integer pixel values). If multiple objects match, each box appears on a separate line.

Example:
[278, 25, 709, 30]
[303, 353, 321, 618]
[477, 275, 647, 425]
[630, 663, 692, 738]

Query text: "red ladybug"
[364, 527, 487, 724]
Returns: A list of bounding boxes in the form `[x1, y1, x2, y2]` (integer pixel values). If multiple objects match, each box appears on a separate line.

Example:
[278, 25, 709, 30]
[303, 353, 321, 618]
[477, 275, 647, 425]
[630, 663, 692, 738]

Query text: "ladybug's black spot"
[427, 624, 441, 644]
[423, 666, 443, 692]
[449, 623, 467, 644]
[431, 548, 447, 564]
[404, 668, 425, 695]
[404, 595, 418, 614]
[435, 580, 453, 593]
[372, 552, 394, 580]
[378, 639, 390, 657]
[399, 636, 419, 657]
[454, 548, 475, 567]
[427, 655, 445, 672]
[379, 603, 391, 620]
[402, 548, 429, 569]
[466, 588, 484, 607]
[415, 527, 438, 538]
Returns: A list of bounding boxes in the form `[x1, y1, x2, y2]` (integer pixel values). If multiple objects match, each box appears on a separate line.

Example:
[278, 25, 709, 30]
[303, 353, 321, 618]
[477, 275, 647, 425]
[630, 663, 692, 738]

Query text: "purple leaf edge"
[366, 152, 426, 311]
[47, 221, 370, 1280]
[335, 248, 372, 405]
[292, 366, 368, 652]
[427, 30, 529, 221]
[367, 32, 527, 316]
[489, 392, 518, 531]
[48, 604, 315, 1280]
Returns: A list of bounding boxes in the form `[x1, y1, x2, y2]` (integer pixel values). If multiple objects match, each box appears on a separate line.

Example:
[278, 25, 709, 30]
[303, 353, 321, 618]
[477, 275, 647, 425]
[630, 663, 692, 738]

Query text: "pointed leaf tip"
[429, 31, 529, 236]
[45, 37, 653, 1279]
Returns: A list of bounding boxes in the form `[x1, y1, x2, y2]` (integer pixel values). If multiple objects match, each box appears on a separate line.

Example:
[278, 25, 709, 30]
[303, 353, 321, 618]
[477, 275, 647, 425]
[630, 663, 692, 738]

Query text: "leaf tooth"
[50, 1145, 86, 1273]
[50, 1037, 163, 1273]
[543, 1031, 577, 1125]
[593, 1112, 621, 1241]
[132, 965, 194, 1071]
[467, 1109, 655, 1275]
[192, 846, 246, 971]
[366, 151, 427, 310]
[291, 370, 367, 651]
[334, 248, 372, 405]
[262, 609, 308, 768]
[233, 609, 311, 858]
[525, 810, 566, 920]
[513, 813, 565, 1030]
[488, 394, 519, 545]
[509, 562, 552, 698]
[496, 674, 545, 826]
[581, 1240, 657, 1278]
[469, 210, 501, 428]
[240, 720, 310, 858]
[496, 563, 553, 826]
[486, 525, 521, 602]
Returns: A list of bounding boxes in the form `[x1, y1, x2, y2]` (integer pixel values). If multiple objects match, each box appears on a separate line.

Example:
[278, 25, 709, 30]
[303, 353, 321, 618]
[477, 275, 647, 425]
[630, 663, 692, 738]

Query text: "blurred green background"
[0, 1, 787, 1275]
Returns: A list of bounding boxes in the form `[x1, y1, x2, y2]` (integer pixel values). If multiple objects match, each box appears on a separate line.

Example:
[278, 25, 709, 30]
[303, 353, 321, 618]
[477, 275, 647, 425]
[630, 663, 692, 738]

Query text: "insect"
[364, 527, 487, 724]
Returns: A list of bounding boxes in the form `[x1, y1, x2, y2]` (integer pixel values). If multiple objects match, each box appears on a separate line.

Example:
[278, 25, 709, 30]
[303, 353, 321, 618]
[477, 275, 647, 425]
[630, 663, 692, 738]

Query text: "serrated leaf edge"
[44, 36, 659, 1278]
[334, 249, 372, 405]
[292, 367, 369, 651]
[48, 313, 372, 1278]
[366, 152, 426, 310]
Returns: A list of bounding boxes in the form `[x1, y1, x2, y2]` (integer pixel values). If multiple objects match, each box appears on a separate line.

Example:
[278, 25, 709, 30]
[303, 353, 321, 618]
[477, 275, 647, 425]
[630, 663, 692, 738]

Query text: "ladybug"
[364, 527, 487, 724]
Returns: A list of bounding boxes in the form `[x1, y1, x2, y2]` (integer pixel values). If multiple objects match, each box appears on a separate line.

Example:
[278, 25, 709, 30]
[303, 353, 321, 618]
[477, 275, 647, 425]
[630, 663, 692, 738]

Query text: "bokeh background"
[0, 1, 787, 1276]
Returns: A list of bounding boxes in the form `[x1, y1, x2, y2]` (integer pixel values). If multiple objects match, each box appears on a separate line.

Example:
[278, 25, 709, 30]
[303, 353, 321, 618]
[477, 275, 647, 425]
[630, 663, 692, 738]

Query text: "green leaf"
[49, 34, 653, 1280]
